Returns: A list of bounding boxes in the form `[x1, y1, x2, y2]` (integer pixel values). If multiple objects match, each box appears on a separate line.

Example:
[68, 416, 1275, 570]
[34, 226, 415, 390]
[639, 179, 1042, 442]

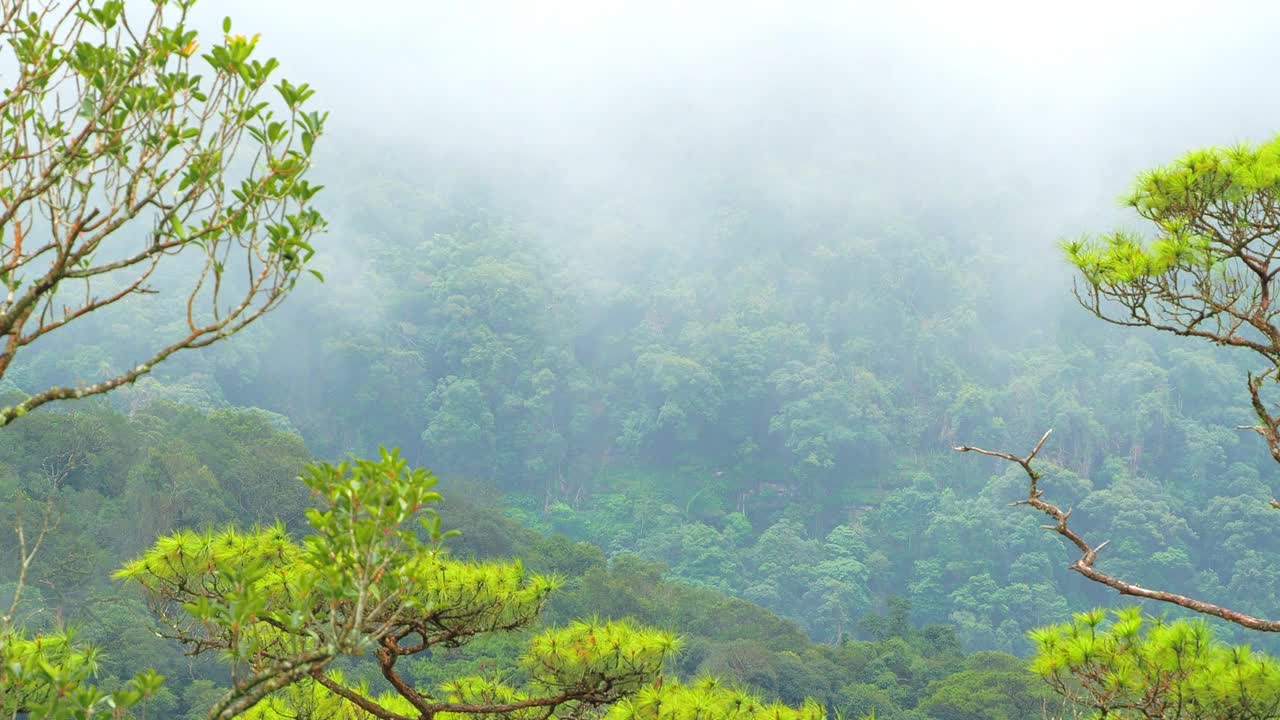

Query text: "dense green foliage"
[11, 131, 1280, 698]
[0, 0, 327, 713]
[0, 0, 325, 427]
[118, 449, 688, 719]
[127, 150, 1274, 654]
[1064, 137, 1280, 286]
[6, 1, 1280, 715]
[985, 137, 1280, 634]
[1031, 608, 1280, 719]
[241, 676, 827, 720]
[1, 401, 1051, 719]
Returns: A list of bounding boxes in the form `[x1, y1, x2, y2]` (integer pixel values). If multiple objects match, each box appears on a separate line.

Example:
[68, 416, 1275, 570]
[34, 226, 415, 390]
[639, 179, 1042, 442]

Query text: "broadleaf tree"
[0, 0, 326, 715]
[0, 0, 327, 426]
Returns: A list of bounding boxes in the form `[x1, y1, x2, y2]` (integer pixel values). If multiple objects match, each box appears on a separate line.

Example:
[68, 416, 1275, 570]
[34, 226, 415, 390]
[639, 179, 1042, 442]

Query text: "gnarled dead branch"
[956, 430, 1280, 632]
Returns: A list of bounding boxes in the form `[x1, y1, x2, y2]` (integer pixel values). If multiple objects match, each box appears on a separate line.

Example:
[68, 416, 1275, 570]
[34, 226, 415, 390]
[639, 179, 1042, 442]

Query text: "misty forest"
[9, 1, 1280, 718]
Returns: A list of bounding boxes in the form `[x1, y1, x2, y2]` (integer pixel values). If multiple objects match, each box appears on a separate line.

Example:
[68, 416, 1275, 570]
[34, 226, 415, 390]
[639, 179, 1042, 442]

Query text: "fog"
[177, 0, 1280, 307]
[15, 0, 1280, 671]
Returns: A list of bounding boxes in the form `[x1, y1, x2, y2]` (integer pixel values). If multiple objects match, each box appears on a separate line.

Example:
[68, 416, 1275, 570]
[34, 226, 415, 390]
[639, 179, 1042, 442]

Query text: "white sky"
[185, 0, 1280, 248]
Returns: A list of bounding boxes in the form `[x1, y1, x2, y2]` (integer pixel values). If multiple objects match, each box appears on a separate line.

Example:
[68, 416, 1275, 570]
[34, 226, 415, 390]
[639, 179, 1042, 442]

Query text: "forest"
[6, 0, 1280, 719]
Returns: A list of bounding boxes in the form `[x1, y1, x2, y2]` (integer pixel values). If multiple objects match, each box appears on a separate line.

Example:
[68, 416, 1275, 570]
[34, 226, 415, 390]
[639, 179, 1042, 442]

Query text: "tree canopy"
[0, 0, 326, 426]
[960, 137, 1280, 634]
[118, 448, 693, 720]
[1030, 607, 1280, 720]
[0, 0, 325, 714]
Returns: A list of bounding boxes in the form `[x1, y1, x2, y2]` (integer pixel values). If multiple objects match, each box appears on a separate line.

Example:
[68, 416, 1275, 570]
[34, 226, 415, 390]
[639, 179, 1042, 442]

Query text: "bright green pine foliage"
[116, 449, 728, 720]
[2, 400, 1034, 719]
[0, 629, 93, 712]
[237, 673, 416, 719]
[1062, 137, 1280, 286]
[524, 620, 680, 699]
[241, 675, 824, 720]
[1029, 607, 1280, 720]
[607, 678, 826, 720]
[0, 627, 164, 718]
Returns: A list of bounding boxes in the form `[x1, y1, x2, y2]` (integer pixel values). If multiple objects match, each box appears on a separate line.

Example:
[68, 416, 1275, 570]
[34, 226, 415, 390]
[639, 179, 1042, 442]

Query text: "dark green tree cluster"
[161, 158, 1278, 652]
[960, 137, 1280, 640]
[32, 128, 1277, 654]
[1, 400, 1048, 720]
[7, 0, 1280, 717]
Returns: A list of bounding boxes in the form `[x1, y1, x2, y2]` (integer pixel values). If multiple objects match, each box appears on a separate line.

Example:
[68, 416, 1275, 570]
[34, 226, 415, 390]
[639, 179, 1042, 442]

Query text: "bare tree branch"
[956, 431, 1280, 632]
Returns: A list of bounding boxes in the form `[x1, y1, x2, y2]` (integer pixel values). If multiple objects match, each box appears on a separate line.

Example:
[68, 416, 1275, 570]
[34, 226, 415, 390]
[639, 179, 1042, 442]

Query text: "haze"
[168, 1, 1273, 311]
[13, 3, 1280, 714]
